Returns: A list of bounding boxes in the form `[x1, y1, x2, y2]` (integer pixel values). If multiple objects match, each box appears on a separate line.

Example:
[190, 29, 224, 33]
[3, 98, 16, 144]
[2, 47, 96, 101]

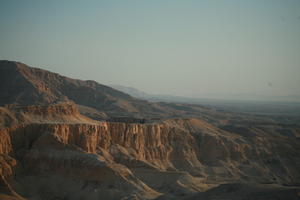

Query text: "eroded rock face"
[1, 61, 299, 200]
[0, 117, 299, 200]
[0, 129, 12, 155]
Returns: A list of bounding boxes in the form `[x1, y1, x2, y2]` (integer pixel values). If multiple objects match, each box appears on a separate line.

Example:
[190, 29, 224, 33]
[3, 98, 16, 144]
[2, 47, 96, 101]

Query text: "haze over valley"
[0, 1, 300, 200]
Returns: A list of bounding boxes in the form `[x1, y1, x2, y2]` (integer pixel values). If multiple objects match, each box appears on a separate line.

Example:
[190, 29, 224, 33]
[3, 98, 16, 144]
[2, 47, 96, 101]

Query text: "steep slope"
[0, 60, 172, 119]
[0, 60, 131, 105]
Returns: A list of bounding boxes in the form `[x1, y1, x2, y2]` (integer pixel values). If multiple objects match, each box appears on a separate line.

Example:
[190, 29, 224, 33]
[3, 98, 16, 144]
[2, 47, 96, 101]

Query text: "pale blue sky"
[1, 1, 300, 101]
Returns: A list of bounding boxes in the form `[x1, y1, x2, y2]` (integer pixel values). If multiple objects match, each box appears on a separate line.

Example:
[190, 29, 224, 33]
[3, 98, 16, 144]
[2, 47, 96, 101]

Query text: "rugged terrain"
[0, 61, 299, 200]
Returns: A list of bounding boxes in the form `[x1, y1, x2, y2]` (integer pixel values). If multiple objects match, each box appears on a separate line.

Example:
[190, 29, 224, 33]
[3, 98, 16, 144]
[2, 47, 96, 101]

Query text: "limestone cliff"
[0, 60, 299, 200]
[0, 115, 299, 199]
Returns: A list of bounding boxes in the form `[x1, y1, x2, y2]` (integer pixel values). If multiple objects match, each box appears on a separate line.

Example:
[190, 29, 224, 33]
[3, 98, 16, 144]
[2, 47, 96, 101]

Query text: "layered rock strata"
[0, 116, 299, 199]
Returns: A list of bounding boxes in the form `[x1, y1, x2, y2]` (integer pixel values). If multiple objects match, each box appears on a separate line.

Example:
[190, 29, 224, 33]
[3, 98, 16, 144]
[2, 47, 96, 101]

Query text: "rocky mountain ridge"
[0, 60, 176, 119]
[0, 61, 299, 199]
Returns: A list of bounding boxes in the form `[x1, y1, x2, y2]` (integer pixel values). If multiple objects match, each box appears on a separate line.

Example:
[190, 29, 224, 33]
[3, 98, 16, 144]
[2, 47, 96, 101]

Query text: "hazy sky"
[1, 1, 300, 101]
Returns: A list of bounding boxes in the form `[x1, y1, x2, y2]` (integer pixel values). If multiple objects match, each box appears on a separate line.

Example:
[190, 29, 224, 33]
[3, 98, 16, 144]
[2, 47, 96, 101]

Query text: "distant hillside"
[110, 85, 149, 99]
[111, 84, 300, 117]
[0, 61, 212, 120]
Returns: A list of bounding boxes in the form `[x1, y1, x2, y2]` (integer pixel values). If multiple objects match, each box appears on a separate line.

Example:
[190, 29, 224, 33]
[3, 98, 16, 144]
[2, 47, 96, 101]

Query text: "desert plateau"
[1, 1, 300, 199]
[0, 61, 299, 200]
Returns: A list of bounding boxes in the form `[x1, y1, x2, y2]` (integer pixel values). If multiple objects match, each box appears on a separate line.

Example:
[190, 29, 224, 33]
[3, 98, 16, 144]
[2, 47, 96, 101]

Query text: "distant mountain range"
[109, 85, 150, 99]
[109, 84, 224, 104]
[110, 85, 300, 116]
[110, 85, 300, 104]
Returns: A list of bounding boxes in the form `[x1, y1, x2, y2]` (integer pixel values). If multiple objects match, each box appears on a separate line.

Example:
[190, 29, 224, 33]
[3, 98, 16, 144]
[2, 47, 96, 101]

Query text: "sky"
[1, 0, 300, 101]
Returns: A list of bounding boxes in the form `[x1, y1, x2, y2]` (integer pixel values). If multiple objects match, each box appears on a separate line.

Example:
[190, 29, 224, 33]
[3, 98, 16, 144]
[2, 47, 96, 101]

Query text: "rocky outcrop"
[0, 60, 299, 199]
[0, 116, 299, 199]
[0, 127, 22, 200]
[0, 129, 12, 155]
[0, 102, 96, 128]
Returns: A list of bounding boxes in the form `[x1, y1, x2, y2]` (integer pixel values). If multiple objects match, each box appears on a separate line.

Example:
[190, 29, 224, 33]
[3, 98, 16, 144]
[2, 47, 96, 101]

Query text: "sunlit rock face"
[1, 116, 299, 200]
[0, 61, 299, 200]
